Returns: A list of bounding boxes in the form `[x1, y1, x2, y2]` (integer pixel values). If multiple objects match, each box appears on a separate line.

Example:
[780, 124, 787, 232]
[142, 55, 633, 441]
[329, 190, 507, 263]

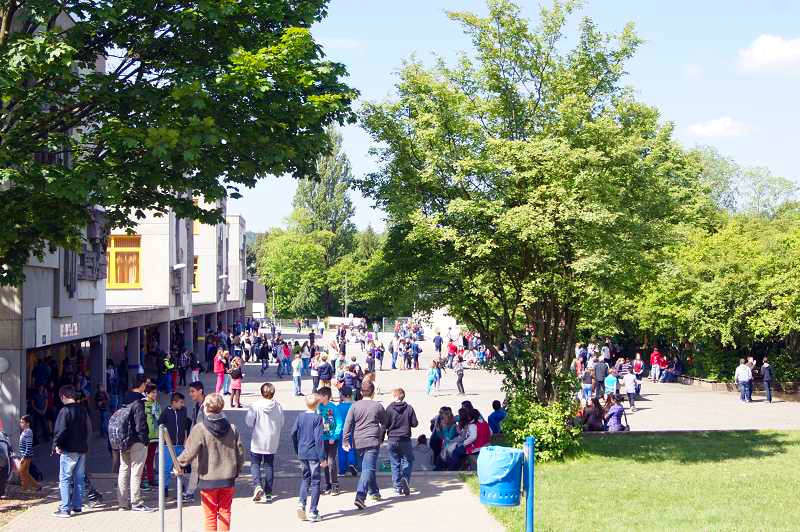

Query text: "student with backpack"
[316, 387, 342, 496]
[291, 394, 326, 523]
[112, 375, 155, 512]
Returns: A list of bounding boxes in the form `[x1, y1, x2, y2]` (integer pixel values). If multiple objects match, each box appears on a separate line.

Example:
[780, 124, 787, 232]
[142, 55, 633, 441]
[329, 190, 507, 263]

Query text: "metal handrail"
[158, 424, 183, 532]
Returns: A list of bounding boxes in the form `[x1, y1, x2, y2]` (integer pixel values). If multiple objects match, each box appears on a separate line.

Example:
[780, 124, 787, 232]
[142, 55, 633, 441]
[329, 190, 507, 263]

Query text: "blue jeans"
[299, 460, 321, 514]
[260, 359, 268, 374]
[391, 352, 397, 369]
[581, 384, 592, 402]
[765, 381, 772, 403]
[59, 452, 85, 512]
[448, 444, 466, 471]
[293, 376, 302, 395]
[302, 358, 310, 375]
[251, 452, 274, 494]
[355, 447, 380, 501]
[161, 444, 184, 493]
[739, 381, 750, 401]
[223, 373, 231, 394]
[388, 440, 414, 490]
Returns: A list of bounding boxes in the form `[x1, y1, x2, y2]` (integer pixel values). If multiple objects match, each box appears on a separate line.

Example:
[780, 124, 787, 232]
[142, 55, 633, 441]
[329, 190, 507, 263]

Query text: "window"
[106, 235, 142, 289]
[193, 256, 199, 292]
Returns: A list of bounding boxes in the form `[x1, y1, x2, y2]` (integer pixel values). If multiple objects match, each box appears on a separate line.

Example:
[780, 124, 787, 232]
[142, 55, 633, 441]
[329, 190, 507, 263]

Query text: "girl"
[426, 361, 438, 395]
[213, 349, 225, 394]
[301, 341, 311, 376]
[292, 354, 303, 396]
[190, 355, 201, 383]
[310, 352, 320, 393]
[229, 353, 244, 408]
[454, 356, 465, 395]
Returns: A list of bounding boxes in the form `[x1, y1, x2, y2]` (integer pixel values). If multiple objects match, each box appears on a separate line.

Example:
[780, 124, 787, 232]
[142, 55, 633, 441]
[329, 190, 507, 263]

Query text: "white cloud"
[688, 117, 749, 138]
[318, 37, 364, 51]
[739, 34, 800, 72]
[684, 63, 703, 79]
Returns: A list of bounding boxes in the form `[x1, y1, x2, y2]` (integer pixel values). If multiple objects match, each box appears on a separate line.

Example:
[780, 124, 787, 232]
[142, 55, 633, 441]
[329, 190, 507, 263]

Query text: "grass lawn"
[467, 431, 800, 532]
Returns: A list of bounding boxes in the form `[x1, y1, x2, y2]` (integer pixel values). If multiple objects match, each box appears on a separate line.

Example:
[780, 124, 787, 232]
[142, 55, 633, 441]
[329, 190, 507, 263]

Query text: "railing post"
[159, 424, 165, 532]
[177, 472, 183, 532]
[525, 436, 535, 532]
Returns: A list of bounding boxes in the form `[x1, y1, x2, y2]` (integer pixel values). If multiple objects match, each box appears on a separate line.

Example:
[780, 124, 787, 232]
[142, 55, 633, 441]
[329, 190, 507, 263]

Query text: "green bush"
[502, 391, 581, 462]
[772, 351, 800, 382]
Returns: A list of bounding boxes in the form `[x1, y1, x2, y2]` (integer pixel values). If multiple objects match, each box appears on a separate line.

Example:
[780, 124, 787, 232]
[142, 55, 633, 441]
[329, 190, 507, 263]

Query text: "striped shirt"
[19, 428, 34, 458]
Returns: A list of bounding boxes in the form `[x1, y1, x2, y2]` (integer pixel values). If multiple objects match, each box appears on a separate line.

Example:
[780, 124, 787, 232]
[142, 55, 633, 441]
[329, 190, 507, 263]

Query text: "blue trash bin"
[477, 445, 524, 507]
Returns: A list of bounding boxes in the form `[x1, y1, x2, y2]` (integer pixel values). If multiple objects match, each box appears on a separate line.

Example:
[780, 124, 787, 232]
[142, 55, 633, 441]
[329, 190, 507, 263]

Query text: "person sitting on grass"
[604, 395, 626, 432]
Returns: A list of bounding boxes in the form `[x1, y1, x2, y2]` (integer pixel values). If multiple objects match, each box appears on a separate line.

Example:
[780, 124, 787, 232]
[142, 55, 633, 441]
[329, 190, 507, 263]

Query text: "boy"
[291, 394, 326, 523]
[604, 369, 618, 399]
[487, 400, 507, 435]
[336, 386, 359, 477]
[246, 382, 284, 503]
[316, 387, 342, 495]
[157, 392, 191, 497]
[385, 388, 418, 496]
[622, 371, 637, 411]
[18, 415, 39, 492]
[292, 354, 304, 396]
[143, 383, 160, 491]
[317, 356, 334, 389]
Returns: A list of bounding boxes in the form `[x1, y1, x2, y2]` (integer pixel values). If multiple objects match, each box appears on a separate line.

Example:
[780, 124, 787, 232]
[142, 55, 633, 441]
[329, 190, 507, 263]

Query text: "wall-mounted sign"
[60, 322, 79, 338]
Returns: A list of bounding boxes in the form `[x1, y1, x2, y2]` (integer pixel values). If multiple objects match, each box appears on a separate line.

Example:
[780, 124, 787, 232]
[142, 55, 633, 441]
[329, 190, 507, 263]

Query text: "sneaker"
[309, 512, 322, 523]
[348, 465, 359, 477]
[131, 504, 156, 513]
[118, 506, 131, 512]
[85, 500, 101, 509]
[53, 510, 71, 518]
[70, 509, 82, 515]
[297, 505, 307, 521]
[253, 486, 264, 502]
[331, 485, 340, 496]
[321, 487, 332, 495]
[264, 494, 273, 503]
[140, 482, 152, 492]
[354, 498, 366, 510]
[400, 477, 410, 496]
[183, 493, 195, 503]
[370, 494, 382, 502]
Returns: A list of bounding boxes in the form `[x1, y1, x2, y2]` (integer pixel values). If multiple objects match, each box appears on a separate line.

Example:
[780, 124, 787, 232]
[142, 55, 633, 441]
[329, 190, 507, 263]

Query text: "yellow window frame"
[107, 235, 142, 289]
[193, 255, 199, 292]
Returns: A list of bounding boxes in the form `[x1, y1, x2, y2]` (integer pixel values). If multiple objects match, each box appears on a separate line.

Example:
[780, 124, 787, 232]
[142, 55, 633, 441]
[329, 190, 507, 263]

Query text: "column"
[157, 322, 170, 353]
[126, 326, 140, 385]
[89, 337, 104, 392]
[195, 314, 206, 359]
[183, 318, 193, 353]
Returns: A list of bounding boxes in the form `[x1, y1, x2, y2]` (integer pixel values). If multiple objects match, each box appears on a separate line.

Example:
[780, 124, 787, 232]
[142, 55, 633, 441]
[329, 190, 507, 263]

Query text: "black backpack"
[108, 402, 136, 450]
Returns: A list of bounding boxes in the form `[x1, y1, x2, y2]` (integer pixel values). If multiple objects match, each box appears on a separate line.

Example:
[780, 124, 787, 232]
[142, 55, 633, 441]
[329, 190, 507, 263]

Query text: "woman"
[581, 398, 605, 432]
[453, 356, 465, 395]
[431, 407, 458, 470]
[604, 395, 626, 432]
[426, 361, 438, 395]
[229, 353, 244, 408]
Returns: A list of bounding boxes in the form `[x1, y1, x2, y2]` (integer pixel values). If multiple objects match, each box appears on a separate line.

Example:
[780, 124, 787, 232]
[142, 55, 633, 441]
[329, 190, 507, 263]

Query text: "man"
[384, 388, 418, 496]
[433, 332, 443, 360]
[245, 382, 284, 503]
[735, 359, 753, 403]
[52, 385, 89, 518]
[342, 381, 386, 510]
[592, 354, 609, 400]
[117, 375, 155, 512]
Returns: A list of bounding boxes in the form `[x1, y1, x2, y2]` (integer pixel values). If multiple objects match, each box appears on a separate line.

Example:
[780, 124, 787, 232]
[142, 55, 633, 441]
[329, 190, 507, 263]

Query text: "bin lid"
[477, 445, 524, 484]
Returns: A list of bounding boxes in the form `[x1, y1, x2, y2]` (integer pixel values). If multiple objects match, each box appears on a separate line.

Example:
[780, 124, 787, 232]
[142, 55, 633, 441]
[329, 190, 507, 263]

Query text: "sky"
[230, 0, 800, 233]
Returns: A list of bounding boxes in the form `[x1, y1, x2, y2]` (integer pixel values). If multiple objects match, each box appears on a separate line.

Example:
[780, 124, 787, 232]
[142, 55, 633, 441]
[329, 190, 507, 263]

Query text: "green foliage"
[502, 389, 581, 462]
[358, 0, 705, 401]
[0, 0, 356, 285]
[771, 351, 800, 383]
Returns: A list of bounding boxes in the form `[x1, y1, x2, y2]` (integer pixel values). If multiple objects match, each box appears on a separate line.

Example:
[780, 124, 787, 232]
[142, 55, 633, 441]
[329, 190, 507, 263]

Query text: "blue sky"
[231, 0, 800, 232]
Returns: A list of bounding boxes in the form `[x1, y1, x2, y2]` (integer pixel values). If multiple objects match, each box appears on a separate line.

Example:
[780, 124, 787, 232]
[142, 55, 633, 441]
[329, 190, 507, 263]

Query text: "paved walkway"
[11, 335, 800, 531]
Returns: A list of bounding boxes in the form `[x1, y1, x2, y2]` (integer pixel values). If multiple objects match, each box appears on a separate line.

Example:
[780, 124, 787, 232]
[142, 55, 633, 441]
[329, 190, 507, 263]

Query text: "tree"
[292, 127, 357, 313]
[739, 166, 796, 218]
[358, 0, 704, 402]
[692, 146, 740, 211]
[256, 230, 328, 317]
[0, 0, 356, 286]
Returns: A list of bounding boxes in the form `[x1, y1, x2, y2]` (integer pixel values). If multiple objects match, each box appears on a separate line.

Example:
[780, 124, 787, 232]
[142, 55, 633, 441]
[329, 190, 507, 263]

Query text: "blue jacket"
[317, 402, 345, 441]
[291, 412, 325, 461]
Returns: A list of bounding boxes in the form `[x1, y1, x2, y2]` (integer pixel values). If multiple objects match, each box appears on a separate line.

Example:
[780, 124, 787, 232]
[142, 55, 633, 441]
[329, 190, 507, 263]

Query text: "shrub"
[502, 390, 582, 462]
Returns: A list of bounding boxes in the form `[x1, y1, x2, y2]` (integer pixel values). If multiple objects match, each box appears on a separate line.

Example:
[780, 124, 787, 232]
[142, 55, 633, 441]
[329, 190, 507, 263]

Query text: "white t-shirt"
[622, 373, 637, 394]
[292, 359, 302, 377]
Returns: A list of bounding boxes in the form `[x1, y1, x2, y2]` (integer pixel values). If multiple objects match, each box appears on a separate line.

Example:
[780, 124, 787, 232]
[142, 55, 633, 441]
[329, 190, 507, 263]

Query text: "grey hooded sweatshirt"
[245, 398, 285, 454]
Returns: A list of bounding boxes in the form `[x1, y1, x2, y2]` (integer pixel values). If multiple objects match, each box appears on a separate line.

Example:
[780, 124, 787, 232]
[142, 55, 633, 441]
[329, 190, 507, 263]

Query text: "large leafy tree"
[292, 127, 356, 313]
[0, 0, 356, 285]
[256, 229, 328, 317]
[359, 0, 705, 402]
